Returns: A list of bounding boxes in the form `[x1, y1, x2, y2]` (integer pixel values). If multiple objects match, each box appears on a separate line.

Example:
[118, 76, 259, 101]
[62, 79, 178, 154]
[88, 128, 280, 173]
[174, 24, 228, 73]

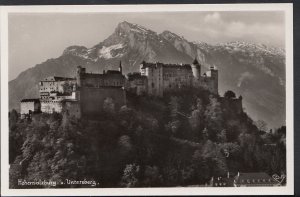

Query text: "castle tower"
[76, 66, 86, 87]
[140, 61, 147, 76]
[209, 65, 218, 94]
[119, 61, 123, 74]
[191, 58, 201, 80]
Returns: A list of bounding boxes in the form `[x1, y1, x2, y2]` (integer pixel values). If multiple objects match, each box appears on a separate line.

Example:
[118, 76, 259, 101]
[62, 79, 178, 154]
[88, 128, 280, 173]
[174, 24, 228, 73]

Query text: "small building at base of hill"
[233, 172, 279, 187]
[209, 172, 235, 187]
[208, 172, 279, 187]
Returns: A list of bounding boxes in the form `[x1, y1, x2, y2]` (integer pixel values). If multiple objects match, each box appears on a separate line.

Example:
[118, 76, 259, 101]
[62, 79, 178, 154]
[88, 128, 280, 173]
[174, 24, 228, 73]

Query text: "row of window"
[215, 182, 227, 186]
[85, 81, 123, 87]
[241, 179, 272, 183]
[40, 87, 58, 91]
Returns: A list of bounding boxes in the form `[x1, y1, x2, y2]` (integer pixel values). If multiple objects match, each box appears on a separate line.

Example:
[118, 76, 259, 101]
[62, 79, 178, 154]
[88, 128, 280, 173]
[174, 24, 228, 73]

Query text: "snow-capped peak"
[160, 30, 185, 41]
[217, 41, 285, 56]
[116, 21, 156, 35]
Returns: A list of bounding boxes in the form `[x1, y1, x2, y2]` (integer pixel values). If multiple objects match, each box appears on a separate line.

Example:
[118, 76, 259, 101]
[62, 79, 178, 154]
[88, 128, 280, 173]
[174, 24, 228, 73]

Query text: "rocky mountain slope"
[9, 21, 285, 128]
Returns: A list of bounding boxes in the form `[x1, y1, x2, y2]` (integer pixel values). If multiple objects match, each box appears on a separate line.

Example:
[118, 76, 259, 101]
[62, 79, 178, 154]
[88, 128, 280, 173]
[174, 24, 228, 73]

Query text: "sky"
[8, 11, 285, 80]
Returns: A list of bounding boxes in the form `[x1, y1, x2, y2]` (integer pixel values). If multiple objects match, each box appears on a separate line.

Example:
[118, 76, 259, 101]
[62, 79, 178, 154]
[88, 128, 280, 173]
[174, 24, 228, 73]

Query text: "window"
[152, 82, 155, 88]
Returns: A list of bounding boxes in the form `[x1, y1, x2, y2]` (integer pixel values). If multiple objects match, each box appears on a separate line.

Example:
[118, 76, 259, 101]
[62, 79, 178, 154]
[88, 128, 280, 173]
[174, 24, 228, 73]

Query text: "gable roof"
[234, 172, 277, 185]
[140, 61, 192, 70]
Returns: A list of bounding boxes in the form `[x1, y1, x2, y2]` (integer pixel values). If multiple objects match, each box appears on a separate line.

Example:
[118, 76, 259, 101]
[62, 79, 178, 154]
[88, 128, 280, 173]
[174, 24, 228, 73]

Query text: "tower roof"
[193, 58, 199, 65]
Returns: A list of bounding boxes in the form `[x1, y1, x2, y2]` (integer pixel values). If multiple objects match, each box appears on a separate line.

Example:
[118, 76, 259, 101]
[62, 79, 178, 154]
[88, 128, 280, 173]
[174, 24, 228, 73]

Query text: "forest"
[9, 87, 286, 188]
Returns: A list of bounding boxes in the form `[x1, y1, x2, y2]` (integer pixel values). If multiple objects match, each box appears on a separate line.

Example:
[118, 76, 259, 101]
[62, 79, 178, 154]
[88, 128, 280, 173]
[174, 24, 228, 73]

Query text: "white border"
[0, 4, 294, 196]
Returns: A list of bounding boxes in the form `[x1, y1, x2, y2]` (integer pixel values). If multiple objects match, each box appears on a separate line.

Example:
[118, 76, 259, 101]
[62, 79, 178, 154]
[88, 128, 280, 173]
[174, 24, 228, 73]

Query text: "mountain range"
[9, 21, 285, 128]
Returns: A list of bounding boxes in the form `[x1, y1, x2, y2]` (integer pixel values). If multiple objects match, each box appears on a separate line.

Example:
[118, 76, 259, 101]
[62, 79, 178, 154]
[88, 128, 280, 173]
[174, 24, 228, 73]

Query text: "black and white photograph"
[0, 4, 294, 196]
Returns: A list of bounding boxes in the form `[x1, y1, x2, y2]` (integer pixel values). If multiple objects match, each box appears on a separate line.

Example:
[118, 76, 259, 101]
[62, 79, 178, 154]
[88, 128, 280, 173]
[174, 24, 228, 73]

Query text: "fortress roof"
[106, 70, 122, 74]
[193, 58, 199, 64]
[41, 76, 75, 82]
[82, 71, 125, 79]
[21, 98, 40, 103]
[140, 62, 192, 70]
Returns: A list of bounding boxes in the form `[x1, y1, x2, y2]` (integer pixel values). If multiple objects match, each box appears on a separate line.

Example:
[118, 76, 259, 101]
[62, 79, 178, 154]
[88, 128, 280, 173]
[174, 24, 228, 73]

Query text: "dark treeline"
[9, 87, 286, 188]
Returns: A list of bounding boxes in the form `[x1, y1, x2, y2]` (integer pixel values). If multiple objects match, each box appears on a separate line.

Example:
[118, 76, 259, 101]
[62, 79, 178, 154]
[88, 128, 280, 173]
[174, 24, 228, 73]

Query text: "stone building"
[21, 62, 126, 119]
[137, 59, 218, 97]
[20, 99, 41, 119]
[76, 63, 126, 117]
[39, 76, 77, 114]
[20, 60, 222, 119]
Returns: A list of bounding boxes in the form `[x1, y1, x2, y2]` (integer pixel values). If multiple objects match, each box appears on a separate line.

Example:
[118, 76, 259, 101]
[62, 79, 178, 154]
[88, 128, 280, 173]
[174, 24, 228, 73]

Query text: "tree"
[217, 129, 227, 143]
[224, 90, 236, 99]
[204, 96, 223, 140]
[169, 96, 180, 119]
[121, 163, 140, 187]
[103, 97, 115, 113]
[143, 166, 162, 186]
[118, 135, 133, 156]
[9, 109, 19, 129]
[255, 120, 268, 132]
[189, 98, 203, 133]
[62, 81, 73, 94]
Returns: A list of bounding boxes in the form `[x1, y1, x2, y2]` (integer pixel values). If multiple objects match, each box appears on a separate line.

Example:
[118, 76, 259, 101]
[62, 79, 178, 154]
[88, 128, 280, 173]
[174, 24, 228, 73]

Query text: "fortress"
[20, 59, 241, 119]
[127, 59, 218, 97]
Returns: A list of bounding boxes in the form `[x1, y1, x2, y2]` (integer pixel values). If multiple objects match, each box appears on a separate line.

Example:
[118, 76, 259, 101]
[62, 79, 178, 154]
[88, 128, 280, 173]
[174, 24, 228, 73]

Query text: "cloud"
[194, 12, 285, 47]
[237, 72, 254, 87]
[204, 12, 221, 24]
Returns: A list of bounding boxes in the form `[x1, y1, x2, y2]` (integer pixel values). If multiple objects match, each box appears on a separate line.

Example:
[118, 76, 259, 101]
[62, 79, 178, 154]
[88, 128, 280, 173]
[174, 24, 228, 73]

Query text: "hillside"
[9, 88, 286, 188]
[9, 21, 285, 127]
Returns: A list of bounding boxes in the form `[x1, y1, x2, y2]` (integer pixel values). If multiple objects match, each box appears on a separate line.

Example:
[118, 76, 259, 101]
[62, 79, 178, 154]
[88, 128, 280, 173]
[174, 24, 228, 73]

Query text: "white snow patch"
[98, 43, 124, 59]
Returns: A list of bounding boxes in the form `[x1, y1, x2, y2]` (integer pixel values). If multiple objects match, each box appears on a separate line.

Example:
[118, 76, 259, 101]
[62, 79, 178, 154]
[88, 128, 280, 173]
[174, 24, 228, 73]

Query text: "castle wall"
[220, 97, 243, 114]
[80, 73, 125, 88]
[162, 66, 193, 91]
[41, 101, 63, 114]
[62, 101, 81, 119]
[20, 101, 40, 115]
[145, 66, 164, 97]
[140, 61, 218, 97]
[200, 77, 218, 94]
[80, 87, 126, 117]
[127, 77, 147, 95]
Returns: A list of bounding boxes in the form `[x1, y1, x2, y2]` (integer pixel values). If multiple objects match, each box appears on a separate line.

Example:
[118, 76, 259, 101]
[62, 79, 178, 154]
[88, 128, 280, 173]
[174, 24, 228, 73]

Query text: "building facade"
[137, 59, 218, 97]
[233, 172, 279, 187]
[20, 99, 41, 119]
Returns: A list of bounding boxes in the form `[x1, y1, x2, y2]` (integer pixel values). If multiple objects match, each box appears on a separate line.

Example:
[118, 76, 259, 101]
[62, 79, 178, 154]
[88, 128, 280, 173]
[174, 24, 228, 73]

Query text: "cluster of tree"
[9, 88, 286, 188]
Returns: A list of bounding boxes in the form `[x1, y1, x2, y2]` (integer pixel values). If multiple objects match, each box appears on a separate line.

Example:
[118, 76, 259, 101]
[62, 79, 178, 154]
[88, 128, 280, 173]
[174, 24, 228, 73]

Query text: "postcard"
[0, 3, 294, 195]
